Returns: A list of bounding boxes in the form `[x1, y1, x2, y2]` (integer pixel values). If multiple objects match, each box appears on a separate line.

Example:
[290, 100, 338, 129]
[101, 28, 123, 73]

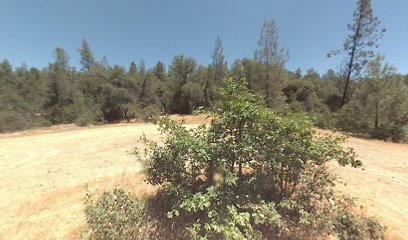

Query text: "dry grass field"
[0, 115, 407, 239]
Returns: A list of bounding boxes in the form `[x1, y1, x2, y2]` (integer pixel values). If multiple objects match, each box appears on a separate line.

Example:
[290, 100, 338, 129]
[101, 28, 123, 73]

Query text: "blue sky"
[1, 0, 407, 74]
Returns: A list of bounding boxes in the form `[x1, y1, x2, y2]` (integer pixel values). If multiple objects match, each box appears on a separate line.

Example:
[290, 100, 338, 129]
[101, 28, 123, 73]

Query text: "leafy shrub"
[124, 104, 161, 122]
[137, 77, 384, 239]
[310, 111, 336, 129]
[336, 103, 370, 134]
[30, 116, 53, 128]
[389, 125, 408, 143]
[283, 78, 335, 129]
[84, 188, 188, 240]
[140, 104, 161, 121]
[403, 125, 408, 143]
[85, 188, 147, 239]
[0, 111, 28, 132]
[192, 106, 207, 115]
[75, 110, 103, 127]
[370, 124, 393, 141]
[333, 197, 386, 240]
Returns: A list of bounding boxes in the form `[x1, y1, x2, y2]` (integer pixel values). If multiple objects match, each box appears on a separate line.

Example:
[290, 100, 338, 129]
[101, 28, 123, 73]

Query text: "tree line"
[1, 0, 407, 141]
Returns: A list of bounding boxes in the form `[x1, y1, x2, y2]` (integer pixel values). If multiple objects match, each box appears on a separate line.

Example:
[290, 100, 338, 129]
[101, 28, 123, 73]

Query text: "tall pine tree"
[329, 0, 385, 107]
[255, 20, 288, 107]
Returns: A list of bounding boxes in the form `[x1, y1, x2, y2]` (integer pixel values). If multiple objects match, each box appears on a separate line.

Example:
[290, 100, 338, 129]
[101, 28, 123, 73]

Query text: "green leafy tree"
[321, 69, 344, 112]
[232, 58, 262, 91]
[338, 56, 408, 141]
[166, 55, 197, 114]
[138, 77, 385, 240]
[283, 69, 332, 128]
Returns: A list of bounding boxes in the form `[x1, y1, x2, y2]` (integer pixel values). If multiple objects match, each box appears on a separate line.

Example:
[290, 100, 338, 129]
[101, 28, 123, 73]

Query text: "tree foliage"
[338, 56, 408, 141]
[1, 11, 406, 142]
[137, 77, 387, 240]
[205, 36, 227, 108]
[80, 39, 96, 72]
[255, 20, 288, 108]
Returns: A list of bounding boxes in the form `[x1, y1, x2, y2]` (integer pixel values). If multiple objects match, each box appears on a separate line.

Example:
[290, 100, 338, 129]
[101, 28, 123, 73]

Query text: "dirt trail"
[0, 120, 407, 239]
[330, 135, 408, 240]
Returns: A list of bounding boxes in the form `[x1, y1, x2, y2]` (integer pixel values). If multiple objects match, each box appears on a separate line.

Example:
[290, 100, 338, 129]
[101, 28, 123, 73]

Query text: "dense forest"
[1, 3, 407, 142]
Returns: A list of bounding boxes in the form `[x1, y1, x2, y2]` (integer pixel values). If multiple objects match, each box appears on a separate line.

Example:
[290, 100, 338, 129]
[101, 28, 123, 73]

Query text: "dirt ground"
[0, 123, 160, 239]
[329, 135, 408, 240]
[0, 117, 407, 239]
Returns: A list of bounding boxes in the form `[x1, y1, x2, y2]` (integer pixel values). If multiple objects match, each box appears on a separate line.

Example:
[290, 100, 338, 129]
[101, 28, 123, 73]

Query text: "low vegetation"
[85, 78, 385, 239]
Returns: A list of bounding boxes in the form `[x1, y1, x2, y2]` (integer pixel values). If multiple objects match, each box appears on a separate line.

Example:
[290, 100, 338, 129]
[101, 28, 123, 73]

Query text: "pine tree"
[365, 55, 395, 130]
[138, 60, 147, 103]
[46, 47, 74, 123]
[255, 20, 288, 107]
[153, 61, 166, 82]
[79, 39, 96, 72]
[329, 0, 385, 107]
[205, 36, 227, 107]
[153, 61, 166, 109]
[129, 62, 137, 76]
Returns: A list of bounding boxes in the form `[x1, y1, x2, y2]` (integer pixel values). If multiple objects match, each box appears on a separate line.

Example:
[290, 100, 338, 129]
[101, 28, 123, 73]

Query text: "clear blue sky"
[1, 0, 407, 74]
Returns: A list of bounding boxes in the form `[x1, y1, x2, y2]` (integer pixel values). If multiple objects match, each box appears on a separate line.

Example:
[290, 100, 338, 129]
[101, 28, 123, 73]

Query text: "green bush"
[390, 125, 408, 143]
[140, 104, 161, 121]
[84, 188, 188, 240]
[403, 125, 408, 143]
[333, 197, 386, 240]
[370, 125, 393, 141]
[85, 188, 146, 239]
[310, 111, 336, 129]
[336, 103, 370, 134]
[124, 104, 161, 122]
[137, 77, 384, 239]
[30, 116, 53, 128]
[75, 110, 103, 127]
[0, 111, 28, 132]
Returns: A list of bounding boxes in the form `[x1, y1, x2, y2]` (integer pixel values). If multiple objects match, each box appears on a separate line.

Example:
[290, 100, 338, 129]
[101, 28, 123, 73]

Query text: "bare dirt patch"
[169, 114, 212, 124]
[329, 135, 408, 240]
[0, 123, 162, 239]
[0, 120, 406, 239]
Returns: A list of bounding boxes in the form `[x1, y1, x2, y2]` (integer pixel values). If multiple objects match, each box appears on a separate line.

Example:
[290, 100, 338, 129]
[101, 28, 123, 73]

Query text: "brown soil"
[0, 123, 161, 239]
[0, 117, 406, 239]
[328, 133, 408, 240]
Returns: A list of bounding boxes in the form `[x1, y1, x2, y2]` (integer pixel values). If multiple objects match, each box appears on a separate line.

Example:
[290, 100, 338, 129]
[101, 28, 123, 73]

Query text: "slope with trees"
[1, 0, 407, 142]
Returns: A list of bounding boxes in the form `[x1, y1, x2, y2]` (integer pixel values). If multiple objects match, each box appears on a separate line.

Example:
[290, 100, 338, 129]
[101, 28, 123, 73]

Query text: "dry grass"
[0, 116, 407, 239]
[168, 113, 212, 124]
[0, 123, 162, 239]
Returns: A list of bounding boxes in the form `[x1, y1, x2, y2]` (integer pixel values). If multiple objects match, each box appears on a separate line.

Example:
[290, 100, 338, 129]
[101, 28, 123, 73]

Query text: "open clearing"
[0, 117, 407, 239]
